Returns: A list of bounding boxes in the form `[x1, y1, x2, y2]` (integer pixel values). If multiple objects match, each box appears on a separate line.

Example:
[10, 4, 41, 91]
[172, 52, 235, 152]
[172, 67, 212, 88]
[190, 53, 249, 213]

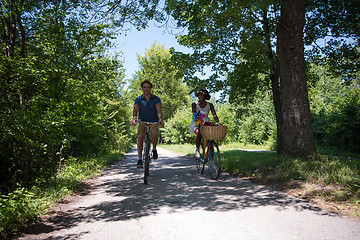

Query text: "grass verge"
[0, 152, 123, 239]
[160, 143, 360, 221]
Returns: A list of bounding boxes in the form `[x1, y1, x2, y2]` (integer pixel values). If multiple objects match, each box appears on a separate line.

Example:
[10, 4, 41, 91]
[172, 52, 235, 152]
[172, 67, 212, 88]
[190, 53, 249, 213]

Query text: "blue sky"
[108, 22, 220, 99]
[109, 22, 190, 81]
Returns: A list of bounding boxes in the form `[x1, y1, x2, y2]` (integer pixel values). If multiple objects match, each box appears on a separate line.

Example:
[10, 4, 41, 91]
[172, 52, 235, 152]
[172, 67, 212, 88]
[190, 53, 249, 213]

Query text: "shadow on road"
[20, 147, 336, 239]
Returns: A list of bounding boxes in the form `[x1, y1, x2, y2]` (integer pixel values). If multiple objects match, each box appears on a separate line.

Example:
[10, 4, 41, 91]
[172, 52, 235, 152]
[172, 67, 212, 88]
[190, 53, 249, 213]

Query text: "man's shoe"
[195, 148, 200, 158]
[152, 149, 158, 159]
[137, 159, 143, 168]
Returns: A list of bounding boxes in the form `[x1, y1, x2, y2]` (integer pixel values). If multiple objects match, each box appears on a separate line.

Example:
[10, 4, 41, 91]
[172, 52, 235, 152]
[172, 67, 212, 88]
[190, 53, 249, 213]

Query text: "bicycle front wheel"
[144, 154, 150, 184]
[208, 141, 221, 180]
[196, 142, 205, 174]
[143, 136, 151, 184]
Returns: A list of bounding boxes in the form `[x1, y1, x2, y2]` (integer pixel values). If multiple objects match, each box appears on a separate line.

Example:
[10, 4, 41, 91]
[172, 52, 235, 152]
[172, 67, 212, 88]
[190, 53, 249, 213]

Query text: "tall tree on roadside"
[276, 0, 315, 156]
[164, 0, 315, 157]
[127, 42, 191, 121]
[0, 1, 128, 188]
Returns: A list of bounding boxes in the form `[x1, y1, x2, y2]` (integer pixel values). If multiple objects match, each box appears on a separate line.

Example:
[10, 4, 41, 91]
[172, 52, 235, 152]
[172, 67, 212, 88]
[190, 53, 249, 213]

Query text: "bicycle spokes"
[208, 142, 221, 180]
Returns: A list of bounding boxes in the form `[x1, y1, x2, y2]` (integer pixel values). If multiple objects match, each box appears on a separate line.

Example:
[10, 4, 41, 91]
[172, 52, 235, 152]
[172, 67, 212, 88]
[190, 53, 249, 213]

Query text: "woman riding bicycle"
[189, 89, 220, 158]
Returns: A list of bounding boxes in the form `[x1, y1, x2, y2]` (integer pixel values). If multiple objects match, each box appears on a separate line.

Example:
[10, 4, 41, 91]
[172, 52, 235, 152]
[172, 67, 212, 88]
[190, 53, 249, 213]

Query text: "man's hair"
[196, 89, 211, 100]
[140, 80, 153, 88]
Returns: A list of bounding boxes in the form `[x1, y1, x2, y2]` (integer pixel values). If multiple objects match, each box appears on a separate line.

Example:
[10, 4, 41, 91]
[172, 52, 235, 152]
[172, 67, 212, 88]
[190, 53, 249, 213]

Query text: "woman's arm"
[192, 102, 197, 113]
[210, 103, 220, 124]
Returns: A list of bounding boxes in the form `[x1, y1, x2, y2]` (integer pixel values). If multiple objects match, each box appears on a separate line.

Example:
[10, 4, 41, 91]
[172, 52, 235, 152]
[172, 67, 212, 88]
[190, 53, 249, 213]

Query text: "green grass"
[0, 152, 123, 239]
[220, 142, 273, 151]
[160, 143, 360, 203]
[159, 143, 195, 155]
[160, 143, 278, 178]
[159, 142, 273, 156]
[317, 145, 360, 160]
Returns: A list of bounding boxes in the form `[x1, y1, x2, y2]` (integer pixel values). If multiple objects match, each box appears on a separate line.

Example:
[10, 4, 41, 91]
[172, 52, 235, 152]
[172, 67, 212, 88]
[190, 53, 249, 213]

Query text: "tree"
[95, 0, 359, 157]
[0, 1, 129, 189]
[305, 0, 360, 84]
[127, 42, 191, 121]
[164, 0, 315, 157]
[276, 0, 316, 156]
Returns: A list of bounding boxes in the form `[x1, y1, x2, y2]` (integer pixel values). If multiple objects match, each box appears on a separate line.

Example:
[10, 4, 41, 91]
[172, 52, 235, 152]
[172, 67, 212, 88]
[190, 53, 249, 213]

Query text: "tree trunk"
[276, 0, 316, 157]
[263, 10, 283, 153]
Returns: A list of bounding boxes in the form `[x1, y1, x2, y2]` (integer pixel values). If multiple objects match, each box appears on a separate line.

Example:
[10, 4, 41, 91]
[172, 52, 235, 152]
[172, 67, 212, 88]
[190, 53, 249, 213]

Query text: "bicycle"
[196, 125, 227, 180]
[139, 121, 160, 184]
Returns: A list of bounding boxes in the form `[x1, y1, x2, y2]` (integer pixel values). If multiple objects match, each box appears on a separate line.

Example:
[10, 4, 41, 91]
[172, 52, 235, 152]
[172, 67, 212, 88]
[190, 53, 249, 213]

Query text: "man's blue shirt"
[134, 94, 161, 122]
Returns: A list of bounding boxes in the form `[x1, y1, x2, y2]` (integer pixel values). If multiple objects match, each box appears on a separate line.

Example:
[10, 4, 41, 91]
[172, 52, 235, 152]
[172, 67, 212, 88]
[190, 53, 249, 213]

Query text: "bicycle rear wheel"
[196, 142, 205, 174]
[208, 141, 221, 180]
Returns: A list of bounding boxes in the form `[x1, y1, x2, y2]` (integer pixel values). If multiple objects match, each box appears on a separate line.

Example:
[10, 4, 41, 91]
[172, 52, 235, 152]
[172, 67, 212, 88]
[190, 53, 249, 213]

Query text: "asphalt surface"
[18, 147, 360, 240]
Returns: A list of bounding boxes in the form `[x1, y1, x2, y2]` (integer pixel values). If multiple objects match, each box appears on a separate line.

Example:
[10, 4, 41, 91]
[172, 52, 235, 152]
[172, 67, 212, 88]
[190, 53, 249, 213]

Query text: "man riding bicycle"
[131, 80, 164, 168]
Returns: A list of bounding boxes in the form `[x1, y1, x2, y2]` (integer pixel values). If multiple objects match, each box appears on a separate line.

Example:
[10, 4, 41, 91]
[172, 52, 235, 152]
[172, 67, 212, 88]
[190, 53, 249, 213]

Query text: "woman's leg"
[195, 129, 201, 149]
[194, 129, 201, 158]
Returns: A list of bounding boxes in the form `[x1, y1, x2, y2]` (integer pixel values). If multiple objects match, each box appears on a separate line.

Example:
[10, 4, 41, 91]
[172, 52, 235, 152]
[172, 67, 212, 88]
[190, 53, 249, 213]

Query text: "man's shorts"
[138, 122, 159, 135]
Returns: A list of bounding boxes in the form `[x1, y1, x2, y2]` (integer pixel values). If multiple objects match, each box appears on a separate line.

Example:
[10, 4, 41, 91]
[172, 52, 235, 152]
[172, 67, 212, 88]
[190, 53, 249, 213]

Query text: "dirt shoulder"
[249, 177, 360, 222]
[228, 148, 360, 223]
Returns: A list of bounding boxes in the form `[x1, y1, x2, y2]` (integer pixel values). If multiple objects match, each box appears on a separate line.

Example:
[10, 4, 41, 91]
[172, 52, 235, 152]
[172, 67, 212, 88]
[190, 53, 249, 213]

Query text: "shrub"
[162, 107, 193, 144]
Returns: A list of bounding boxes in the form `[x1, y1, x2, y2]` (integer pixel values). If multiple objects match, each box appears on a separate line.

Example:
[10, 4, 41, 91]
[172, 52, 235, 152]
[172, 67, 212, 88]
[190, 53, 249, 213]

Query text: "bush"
[327, 87, 360, 152]
[0, 152, 123, 238]
[309, 67, 360, 153]
[232, 90, 276, 146]
[0, 187, 48, 237]
[162, 107, 193, 144]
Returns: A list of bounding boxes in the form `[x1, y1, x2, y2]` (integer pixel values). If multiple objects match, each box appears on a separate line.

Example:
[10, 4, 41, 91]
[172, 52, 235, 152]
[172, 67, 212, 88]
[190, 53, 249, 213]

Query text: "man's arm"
[131, 104, 139, 126]
[156, 103, 164, 128]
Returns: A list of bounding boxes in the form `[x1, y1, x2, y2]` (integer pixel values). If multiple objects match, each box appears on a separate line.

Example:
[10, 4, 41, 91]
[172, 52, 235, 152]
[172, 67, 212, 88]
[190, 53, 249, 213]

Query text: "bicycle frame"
[200, 137, 216, 165]
[139, 121, 160, 184]
[196, 126, 222, 180]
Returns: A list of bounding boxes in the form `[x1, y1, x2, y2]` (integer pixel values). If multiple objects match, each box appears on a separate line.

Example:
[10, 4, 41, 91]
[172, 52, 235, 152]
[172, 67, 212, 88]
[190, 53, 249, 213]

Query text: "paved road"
[19, 147, 360, 240]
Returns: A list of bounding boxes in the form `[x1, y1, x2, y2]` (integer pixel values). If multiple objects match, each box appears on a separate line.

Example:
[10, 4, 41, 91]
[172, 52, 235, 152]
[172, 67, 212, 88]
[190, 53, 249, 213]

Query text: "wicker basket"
[201, 125, 228, 140]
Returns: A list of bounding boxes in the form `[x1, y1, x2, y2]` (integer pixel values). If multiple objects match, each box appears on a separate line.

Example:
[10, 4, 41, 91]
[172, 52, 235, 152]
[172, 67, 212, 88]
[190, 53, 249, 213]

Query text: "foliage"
[213, 103, 238, 144]
[0, 152, 124, 238]
[166, 0, 277, 96]
[162, 107, 193, 144]
[0, 1, 131, 192]
[309, 65, 360, 153]
[305, 0, 360, 83]
[325, 87, 360, 152]
[230, 90, 276, 146]
[96, 0, 166, 30]
[127, 42, 191, 121]
[161, 91, 276, 147]
[165, 0, 359, 93]
[0, 187, 47, 237]
[165, 0, 319, 157]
